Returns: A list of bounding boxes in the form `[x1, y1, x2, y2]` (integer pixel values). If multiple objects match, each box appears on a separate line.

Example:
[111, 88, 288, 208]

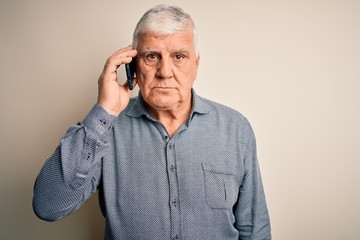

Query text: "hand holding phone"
[97, 46, 137, 116]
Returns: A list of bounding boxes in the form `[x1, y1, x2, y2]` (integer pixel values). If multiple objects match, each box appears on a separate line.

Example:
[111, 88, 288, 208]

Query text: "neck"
[145, 97, 192, 137]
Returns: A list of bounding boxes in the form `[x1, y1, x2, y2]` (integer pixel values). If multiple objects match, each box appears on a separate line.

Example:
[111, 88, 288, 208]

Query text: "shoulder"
[195, 95, 256, 140]
[197, 95, 250, 125]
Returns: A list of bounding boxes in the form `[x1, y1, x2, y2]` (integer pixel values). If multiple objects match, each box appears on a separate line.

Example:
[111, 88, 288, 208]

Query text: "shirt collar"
[126, 89, 210, 120]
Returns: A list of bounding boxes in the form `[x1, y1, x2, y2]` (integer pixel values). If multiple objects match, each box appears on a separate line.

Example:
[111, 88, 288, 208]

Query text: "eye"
[174, 54, 185, 60]
[145, 53, 159, 61]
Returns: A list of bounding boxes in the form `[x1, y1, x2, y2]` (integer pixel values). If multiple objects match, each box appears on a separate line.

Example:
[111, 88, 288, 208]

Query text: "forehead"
[137, 30, 195, 53]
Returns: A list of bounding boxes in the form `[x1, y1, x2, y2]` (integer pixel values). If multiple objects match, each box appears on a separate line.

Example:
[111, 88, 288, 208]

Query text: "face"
[135, 28, 200, 112]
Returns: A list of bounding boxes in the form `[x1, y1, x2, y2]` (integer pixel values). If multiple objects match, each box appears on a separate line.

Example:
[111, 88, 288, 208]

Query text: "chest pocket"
[202, 163, 238, 209]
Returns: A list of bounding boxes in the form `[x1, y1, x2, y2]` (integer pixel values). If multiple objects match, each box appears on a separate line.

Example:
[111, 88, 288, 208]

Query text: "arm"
[33, 46, 137, 221]
[234, 124, 272, 240]
[32, 105, 116, 221]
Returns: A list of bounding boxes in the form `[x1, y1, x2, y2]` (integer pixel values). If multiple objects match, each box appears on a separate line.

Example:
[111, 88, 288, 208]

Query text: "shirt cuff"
[82, 104, 118, 136]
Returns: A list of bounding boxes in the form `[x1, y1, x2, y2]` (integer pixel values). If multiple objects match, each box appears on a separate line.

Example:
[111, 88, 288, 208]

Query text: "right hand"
[97, 46, 137, 116]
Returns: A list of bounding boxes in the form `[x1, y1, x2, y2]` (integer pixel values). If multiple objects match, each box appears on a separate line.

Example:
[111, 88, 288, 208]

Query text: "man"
[33, 4, 271, 240]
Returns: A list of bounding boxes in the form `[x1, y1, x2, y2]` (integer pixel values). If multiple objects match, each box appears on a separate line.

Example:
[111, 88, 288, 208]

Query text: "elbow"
[32, 189, 82, 222]
[33, 211, 58, 222]
[32, 191, 71, 222]
[32, 199, 61, 222]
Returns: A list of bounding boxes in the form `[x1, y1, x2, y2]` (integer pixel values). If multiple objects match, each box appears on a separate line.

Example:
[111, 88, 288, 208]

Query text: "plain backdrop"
[1, 0, 359, 239]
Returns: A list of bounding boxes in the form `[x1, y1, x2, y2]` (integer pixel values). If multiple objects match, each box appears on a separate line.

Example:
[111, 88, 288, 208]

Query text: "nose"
[156, 57, 173, 79]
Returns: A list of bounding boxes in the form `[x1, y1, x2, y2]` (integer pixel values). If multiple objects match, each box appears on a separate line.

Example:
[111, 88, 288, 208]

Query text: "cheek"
[137, 65, 154, 85]
[181, 63, 198, 84]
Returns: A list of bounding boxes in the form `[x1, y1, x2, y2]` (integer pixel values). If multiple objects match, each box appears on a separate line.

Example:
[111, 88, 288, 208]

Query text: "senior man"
[33, 4, 271, 240]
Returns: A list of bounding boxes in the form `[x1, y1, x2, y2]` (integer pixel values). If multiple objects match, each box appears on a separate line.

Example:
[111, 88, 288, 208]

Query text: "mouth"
[153, 86, 176, 90]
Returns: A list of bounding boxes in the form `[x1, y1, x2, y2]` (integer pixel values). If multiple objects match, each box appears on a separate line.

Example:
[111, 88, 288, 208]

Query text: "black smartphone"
[125, 59, 136, 90]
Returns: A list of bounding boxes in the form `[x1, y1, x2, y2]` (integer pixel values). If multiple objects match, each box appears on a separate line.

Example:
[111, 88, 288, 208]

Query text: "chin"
[153, 99, 177, 109]
[148, 96, 179, 109]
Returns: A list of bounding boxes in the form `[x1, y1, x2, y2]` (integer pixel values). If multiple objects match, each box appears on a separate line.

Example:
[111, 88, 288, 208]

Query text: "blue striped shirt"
[33, 91, 271, 240]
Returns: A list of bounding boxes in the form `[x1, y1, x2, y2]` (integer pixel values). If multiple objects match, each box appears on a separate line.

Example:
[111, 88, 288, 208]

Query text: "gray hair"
[132, 4, 200, 56]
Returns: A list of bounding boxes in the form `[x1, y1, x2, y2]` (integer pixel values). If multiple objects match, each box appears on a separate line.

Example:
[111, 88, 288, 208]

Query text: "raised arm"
[33, 46, 137, 221]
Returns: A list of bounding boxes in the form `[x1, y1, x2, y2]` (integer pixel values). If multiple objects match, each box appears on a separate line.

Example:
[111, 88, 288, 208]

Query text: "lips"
[152, 86, 176, 90]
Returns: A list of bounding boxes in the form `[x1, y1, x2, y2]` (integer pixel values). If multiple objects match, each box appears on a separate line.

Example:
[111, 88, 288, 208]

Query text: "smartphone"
[125, 59, 136, 90]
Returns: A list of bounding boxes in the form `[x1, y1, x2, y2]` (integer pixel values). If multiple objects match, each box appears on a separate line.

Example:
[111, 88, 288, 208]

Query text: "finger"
[102, 58, 126, 79]
[112, 46, 137, 59]
[111, 52, 137, 66]
[103, 50, 137, 74]
[113, 45, 132, 54]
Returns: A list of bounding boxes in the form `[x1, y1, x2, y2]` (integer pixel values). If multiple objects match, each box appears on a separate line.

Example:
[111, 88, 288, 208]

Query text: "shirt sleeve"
[32, 104, 117, 221]
[234, 122, 272, 240]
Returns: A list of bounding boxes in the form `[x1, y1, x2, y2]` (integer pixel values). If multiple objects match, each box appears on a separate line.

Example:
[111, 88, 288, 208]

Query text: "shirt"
[33, 90, 271, 240]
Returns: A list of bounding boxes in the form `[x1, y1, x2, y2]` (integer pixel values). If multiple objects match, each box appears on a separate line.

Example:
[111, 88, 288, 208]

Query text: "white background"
[1, 0, 359, 239]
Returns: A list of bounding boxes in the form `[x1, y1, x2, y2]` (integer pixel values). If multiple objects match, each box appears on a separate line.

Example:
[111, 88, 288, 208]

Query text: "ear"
[193, 54, 200, 84]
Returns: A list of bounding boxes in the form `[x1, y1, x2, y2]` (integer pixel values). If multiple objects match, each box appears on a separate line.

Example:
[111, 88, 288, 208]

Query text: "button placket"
[166, 139, 181, 239]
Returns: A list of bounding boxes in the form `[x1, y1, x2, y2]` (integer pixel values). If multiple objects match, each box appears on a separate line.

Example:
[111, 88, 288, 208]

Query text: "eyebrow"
[170, 48, 190, 54]
[140, 48, 190, 55]
[172, 49, 190, 56]
[138, 50, 160, 57]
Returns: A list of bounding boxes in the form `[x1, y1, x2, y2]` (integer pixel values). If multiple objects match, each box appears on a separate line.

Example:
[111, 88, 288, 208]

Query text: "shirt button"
[173, 235, 180, 240]
[169, 165, 175, 172]
[100, 119, 107, 126]
[164, 135, 169, 140]
[171, 198, 177, 207]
